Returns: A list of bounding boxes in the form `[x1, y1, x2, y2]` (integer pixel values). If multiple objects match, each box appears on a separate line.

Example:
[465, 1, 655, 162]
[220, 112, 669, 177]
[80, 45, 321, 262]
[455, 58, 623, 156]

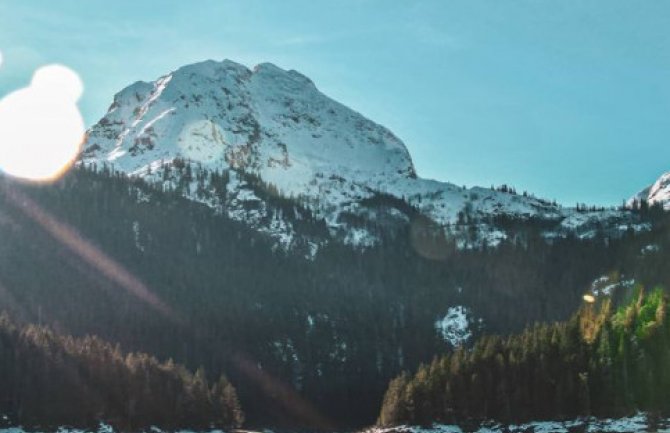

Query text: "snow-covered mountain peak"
[86, 58, 416, 183]
[632, 172, 670, 210]
[83, 59, 641, 249]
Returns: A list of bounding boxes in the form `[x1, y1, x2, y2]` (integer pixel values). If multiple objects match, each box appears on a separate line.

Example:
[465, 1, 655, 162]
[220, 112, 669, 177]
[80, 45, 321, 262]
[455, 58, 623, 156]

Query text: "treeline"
[0, 313, 243, 430]
[379, 287, 670, 426]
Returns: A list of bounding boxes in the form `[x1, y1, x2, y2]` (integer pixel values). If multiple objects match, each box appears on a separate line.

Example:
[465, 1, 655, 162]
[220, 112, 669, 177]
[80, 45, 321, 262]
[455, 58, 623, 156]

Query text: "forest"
[0, 166, 668, 428]
[0, 313, 243, 430]
[379, 287, 670, 427]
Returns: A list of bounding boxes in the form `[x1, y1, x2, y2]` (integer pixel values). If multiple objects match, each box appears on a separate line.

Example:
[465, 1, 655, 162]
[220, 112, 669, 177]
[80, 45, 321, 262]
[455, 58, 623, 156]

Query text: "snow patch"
[435, 306, 472, 347]
[369, 412, 661, 433]
[589, 275, 635, 298]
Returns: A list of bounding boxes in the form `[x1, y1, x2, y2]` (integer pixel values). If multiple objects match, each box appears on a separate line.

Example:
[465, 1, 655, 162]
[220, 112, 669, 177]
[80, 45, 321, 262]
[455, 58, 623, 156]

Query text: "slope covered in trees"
[0, 166, 668, 427]
[0, 313, 243, 430]
[378, 287, 670, 427]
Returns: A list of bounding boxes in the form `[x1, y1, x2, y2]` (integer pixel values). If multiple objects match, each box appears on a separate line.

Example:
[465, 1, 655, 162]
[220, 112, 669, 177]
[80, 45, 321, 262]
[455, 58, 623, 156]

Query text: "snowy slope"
[631, 172, 670, 210]
[83, 59, 640, 248]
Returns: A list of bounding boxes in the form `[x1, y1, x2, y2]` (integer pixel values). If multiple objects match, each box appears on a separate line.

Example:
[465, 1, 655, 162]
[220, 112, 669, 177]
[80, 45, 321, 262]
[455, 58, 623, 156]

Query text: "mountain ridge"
[82, 58, 645, 249]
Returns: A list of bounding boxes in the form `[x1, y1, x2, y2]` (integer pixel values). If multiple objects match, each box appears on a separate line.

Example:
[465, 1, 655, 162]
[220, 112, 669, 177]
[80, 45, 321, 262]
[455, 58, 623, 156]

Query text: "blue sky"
[0, 0, 668, 206]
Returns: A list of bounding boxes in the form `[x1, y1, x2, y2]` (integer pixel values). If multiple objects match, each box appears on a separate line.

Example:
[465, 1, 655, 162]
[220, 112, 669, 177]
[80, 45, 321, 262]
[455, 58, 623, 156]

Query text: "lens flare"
[0, 64, 85, 182]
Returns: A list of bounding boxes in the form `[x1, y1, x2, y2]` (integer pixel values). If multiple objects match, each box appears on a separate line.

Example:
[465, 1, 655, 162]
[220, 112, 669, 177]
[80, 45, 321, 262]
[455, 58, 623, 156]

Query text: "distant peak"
[630, 171, 670, 210]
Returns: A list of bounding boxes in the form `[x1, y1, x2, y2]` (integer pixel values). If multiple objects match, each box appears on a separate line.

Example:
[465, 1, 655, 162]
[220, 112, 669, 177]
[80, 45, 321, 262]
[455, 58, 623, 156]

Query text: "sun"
[0, 64, 85, 182]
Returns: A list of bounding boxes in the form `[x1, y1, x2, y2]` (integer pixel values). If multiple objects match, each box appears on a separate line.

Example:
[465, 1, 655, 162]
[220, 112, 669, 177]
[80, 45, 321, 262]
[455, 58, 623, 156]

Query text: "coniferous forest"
[0, 166, 668, 428]
[378, 287, 670, 427]
[0, 313, 243, 430]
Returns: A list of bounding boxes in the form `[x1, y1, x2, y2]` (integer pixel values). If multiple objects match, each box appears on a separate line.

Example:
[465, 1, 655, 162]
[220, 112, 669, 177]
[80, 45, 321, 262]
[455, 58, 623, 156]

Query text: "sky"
[0, 0, 668, 206]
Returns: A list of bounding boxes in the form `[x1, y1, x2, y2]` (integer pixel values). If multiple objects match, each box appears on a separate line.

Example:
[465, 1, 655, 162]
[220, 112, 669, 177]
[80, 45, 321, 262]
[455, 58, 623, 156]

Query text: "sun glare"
[0, 64, 85, 182]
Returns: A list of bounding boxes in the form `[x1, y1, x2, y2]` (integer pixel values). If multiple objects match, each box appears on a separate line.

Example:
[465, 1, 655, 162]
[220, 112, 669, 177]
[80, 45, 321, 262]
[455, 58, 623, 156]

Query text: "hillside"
[378, 287, 670, 429]
[0, 167, 667, 427]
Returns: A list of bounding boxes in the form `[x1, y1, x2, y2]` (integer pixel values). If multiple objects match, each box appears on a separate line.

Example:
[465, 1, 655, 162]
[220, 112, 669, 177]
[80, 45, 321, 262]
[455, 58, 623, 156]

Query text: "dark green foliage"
[378, 288, 670, 426]
[0, 313, 243, 430]
[0, 166, 668, 428]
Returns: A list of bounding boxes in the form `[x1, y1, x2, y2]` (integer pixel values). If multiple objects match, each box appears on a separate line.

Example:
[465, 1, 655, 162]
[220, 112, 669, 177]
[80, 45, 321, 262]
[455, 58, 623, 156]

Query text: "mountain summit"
[83, 59, 640, 248]
[86, 60, 415, 184]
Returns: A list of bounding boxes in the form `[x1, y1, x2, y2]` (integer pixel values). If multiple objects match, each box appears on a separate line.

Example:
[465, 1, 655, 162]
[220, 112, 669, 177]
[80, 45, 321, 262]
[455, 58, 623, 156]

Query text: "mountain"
[83, 59, 642, 250]
[631, 172, 670, 210]
[7, 58, 665, 428]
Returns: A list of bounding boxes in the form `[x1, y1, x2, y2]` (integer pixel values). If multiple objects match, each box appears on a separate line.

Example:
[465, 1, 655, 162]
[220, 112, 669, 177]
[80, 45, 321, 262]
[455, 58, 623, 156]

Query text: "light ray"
[0, 182, 175, 319]
[230, 351, 335, 430]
